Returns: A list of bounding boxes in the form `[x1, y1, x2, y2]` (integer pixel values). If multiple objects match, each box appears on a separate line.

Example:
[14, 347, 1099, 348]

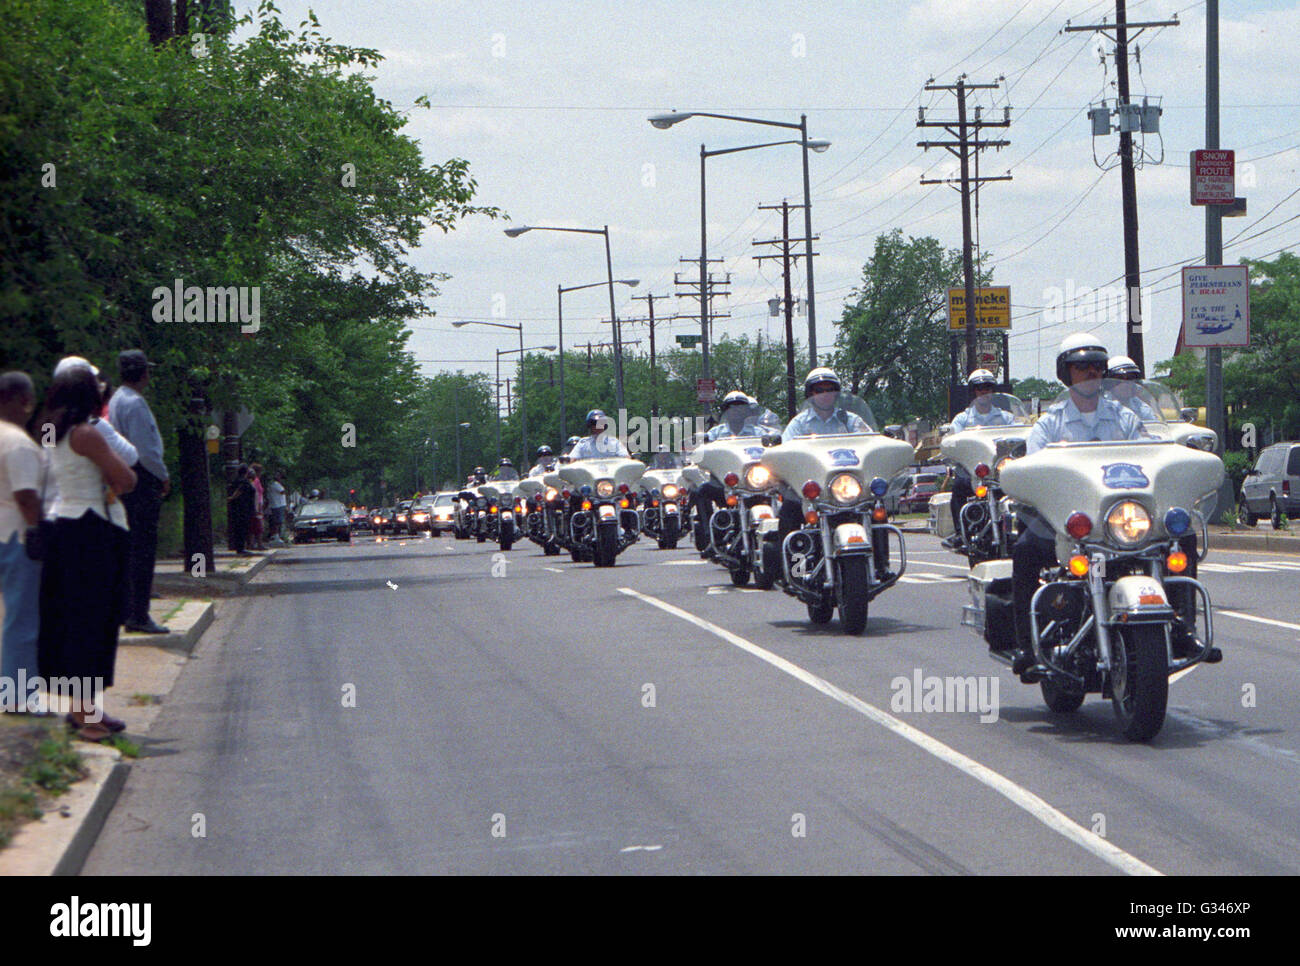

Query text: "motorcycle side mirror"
[1179, 408, 1197, 422]
[761, 433, 782, 447]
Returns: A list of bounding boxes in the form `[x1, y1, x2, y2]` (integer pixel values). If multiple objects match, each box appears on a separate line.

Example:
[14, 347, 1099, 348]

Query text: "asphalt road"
[84, 527, 1300, 875]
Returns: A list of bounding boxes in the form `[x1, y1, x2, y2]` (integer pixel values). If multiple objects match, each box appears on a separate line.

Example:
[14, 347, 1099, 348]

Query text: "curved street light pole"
[558, 278, 638, 442]
[651, 110, 828, 368]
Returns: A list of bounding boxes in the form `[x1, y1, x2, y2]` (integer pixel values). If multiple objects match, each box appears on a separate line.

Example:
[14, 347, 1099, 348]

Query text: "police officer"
[496, 457, 519, 480]
[706, 391, 766, 441]
[529, 445, 556, 476]
[781, 368, 871, 441]
[945, 369, 1019, 542]
[1011, 334, 1146, 676]
[569, 410, 630, 460]
[1106, 355, 1160, 422]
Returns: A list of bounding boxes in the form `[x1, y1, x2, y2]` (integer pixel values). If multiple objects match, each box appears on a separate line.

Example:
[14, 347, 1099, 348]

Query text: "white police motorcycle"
[961, 382, 1224, 741]
[761, 392, 914, 633]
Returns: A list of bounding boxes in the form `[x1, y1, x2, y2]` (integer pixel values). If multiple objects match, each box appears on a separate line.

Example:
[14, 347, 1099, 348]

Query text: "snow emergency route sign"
[1190, 150, 1234, 205]
[1182, 265, 1249, 348]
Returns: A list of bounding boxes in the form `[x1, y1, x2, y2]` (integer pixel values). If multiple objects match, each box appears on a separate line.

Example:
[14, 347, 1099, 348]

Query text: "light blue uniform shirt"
[1113, 393, 1160, 423]
[569, 434, 630, 460]
[781, 408, 870, 442]
[706, 421, 769, 442]
[107, 385, 168, 480]
[950, 404, 1019, 433]
[1027, 394, 1145, 454]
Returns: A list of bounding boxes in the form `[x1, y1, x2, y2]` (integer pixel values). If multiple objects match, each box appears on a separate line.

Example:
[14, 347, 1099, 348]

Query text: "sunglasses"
[809, 384, 838, 394]
[972, 384, 995, 393]
[1069, 361, 1106, 372]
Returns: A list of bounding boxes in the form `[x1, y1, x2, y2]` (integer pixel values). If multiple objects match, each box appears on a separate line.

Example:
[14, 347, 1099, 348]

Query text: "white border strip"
[619, 586, 1163, 877]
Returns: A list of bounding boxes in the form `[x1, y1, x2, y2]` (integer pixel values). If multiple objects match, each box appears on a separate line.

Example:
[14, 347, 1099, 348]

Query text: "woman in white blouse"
[38, 367, 136, 742]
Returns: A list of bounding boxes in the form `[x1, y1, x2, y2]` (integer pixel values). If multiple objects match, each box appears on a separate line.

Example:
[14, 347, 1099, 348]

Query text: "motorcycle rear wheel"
[1040, 677, 1086, 713]
[729, 562, 751, 587]
[1110, 624, 1169, 741]
[807, 593, 834, 625]
[500, 535, 513, 552]
[835, 556, 870, 634]
[544, 540, 561, 556]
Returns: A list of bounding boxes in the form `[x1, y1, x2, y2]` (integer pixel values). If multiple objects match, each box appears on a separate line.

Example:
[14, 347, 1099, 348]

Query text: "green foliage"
[832, 230, 987, 424]
[1, 0, 496, 522]
[1010, 376, 1064, 403]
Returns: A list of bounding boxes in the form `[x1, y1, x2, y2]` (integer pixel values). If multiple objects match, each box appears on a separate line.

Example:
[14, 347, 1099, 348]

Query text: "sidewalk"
[0, 548, 279, 874]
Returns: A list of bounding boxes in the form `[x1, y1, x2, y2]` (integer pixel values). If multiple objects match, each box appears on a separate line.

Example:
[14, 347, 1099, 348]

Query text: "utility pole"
[753, 199, 815, 419]
[1067, 3, 1179, 372]
[918, 76, 1011, 408]
[631, 293, 664, 416]
[674, 259, 731, 345]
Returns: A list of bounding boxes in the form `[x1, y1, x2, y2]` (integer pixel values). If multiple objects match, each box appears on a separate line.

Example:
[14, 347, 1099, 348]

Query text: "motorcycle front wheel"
[753, 536, 779, 590]
[1110, 624, 1169, 741]
[594, 525, 618, 567]
[1041, 677, 1086, 714]
[835, 556, 870, 634]
[807, 593, 834, 625]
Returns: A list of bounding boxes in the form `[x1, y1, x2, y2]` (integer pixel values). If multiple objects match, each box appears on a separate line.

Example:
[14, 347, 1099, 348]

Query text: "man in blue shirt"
[107, 350, 170, 634]
[945, 369, 1019, 541]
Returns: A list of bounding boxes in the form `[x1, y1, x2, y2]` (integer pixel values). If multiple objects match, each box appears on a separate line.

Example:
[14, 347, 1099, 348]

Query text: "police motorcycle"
[937, 390, 1035, 567]
[557, 455, 645, 567]
[761, 381, 914, 633]
[1106, 357, 1219, 452]
[681, 460, 710, 551]
[454, 467, 490, 542]
[690, 403, 786, 586]
[517, 447, 559, 554]
[637, 449, 690, 550]
[961, 380, 1224, 741]
[478, 460, 522, 551]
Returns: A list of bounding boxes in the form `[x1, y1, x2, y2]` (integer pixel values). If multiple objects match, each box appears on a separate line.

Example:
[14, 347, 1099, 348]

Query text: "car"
[428, 492, 457, 535]
[293, 499, 351, 543]
[393, 500, 413, 534]
[899, 479, 940, 514]
[408, 496, 435, 533]
[349, 506, 370, 532]
[1240, 441, 1300, 528]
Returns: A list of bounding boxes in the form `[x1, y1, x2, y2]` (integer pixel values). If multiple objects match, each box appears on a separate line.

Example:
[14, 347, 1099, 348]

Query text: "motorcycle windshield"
[647, 452, 685, 469]
[710, 404, 784, 439]
[1048, 380, 1168, 428]
[495, 467, 520, 481]
[985, 393, 1032, 424]
[1136, 380, 1185, 423]
[784, 391, 879, 438]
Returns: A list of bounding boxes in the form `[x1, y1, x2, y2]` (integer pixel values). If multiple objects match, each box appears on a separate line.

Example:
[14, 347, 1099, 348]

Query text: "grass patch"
[105, 735, 141, 758]
[158, 598, 189, 624]
[0, 717, 85, 848]
[127, 693, 162, 706]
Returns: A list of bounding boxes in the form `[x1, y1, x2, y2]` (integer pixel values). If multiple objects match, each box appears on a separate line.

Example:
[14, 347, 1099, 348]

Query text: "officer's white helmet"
[966, 368, 997, 388]
[1055, 332, 1109, 384]
[803, 367, 842, 397]
[1106, 355, 1142, 379]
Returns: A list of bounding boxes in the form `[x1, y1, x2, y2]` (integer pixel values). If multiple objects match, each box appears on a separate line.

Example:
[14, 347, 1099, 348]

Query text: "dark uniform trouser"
[950, 476, 974, 533]
[121, 465, 162, 624]
[777, 494, 890, 576]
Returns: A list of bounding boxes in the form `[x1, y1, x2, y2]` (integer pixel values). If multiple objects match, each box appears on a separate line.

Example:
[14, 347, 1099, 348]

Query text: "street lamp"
[496, 343, 556, 463]
[453, 319, 540, 463]
[558, 278, 638, 441]
[505, 224, 629, 412]
[431, 421, 472, 486]
[650, 110, 830, 369]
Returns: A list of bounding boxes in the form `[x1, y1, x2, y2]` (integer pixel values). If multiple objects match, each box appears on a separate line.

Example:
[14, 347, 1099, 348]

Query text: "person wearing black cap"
[107, 350, 170, 634]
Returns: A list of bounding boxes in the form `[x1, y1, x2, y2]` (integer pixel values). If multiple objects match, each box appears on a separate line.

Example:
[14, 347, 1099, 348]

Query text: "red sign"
[1191, 149, 1234, 205]
[696, 378, 717, 402]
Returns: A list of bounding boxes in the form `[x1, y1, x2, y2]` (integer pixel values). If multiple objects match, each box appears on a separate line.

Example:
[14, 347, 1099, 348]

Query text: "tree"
[832, 230, 984, 425]
[1010, 376, 1064, 404]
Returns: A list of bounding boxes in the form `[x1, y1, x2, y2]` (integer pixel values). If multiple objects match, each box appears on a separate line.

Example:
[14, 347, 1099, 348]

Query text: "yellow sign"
[947, 287, 1011, 330]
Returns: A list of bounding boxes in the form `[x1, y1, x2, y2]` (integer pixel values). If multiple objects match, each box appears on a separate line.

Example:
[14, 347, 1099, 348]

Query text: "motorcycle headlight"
[1106, 500, 1152, 546]
[595, 479, 615, 498]
[545, 486, 558, 502]
[744, 464, 772, 489]
[828, 473, 863, 505]
[661, 484, 679, 500]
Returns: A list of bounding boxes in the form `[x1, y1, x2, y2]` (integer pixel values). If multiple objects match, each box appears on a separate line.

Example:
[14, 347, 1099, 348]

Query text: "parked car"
[1240, 441, 1300, 528]
[293, 499, 351, 543]
[899, 479, 940, 513]
[429, 492, 457, 535]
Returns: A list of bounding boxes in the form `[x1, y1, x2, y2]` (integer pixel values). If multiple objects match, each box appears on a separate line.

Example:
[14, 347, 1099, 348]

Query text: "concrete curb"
[51, 759, 131, 877]
[152, 548, 278, 596]
[120, 600, 215, 656]
[1209, 531, 1300, 554]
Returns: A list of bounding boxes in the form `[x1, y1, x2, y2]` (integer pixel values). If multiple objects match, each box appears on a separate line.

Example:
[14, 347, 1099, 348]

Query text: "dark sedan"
[293, 500, 351, 543]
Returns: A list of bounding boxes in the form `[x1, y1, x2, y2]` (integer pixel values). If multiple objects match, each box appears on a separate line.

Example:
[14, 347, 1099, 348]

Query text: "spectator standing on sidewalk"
[226, 464, 255, 555]
[0, 372, 44, 711]
[267, 469, 287, 543]
[107, 350, 171, 635]
[248, 462, 266, 551]
[38, 367, 136, 740]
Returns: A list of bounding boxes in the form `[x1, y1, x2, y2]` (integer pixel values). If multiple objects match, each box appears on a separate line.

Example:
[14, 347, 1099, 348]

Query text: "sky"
[257, 0, 1299, 391]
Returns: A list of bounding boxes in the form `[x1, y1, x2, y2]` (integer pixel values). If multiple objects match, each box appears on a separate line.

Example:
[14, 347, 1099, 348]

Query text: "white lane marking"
[1168, 665, 1199, 685]
[707, 586, 763, 594]
[619, 844, 664, 853]
[661, 559, 711, 566]
[618, 586, 1163, 877]
[1218, 610, 1300, 633]
[543, 567, 565, 573]
[899, 573, 964, 584]
[1200, 560, 1300, 574]
[907, 560, 973, 571]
